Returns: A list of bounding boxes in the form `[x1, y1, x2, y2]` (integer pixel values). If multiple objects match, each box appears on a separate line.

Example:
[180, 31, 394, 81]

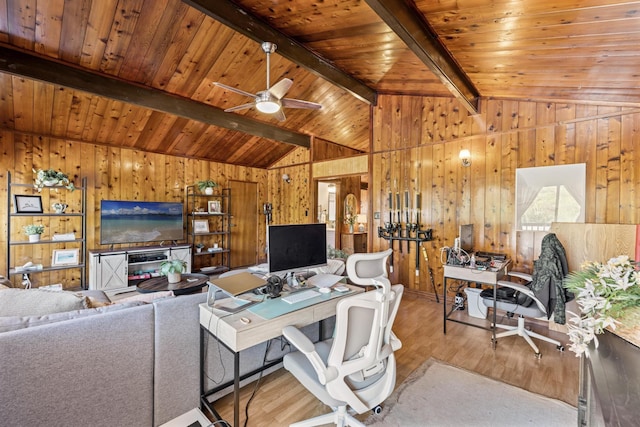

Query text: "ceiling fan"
[213, 42, 322, 122]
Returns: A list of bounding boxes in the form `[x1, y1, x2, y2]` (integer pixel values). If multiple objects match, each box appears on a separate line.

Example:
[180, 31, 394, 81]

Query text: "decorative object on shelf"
[160, 259, 187, 284]
[33, 168, 75, 192]
[23, 224, 45, 242]
[14, 195, 43, 213]
[207, 200, 221, 213]
[344, 204, 357, 234]
[52, 202, 68, 214]
[195, 243, 205, 253]
[193, 219, 209, 234]
[51, 249, 80, 266]
[196, 179, 218, 195]
[564, 255, 640, 356]
[357, 214, 367, 232]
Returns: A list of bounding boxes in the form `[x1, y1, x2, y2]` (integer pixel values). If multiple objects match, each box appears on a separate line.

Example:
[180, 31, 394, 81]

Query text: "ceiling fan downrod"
[262, 42, 277, 90]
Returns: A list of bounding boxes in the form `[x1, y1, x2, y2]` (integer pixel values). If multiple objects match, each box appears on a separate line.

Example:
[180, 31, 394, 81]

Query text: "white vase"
[167, 272, 182, 284]
[204, 187, 214, 195]
[43, 179, 59, 187]
[349, 224, 354, 233]
[28, 234, 40, 242]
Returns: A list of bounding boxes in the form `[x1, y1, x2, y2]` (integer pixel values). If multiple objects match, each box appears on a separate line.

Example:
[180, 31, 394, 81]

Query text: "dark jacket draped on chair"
[530, 233, 573, 324]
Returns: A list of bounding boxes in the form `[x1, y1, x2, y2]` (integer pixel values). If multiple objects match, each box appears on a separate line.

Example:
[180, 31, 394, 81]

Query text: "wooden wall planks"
[371, 95, 640, 297]
[2, 95, 640, 295]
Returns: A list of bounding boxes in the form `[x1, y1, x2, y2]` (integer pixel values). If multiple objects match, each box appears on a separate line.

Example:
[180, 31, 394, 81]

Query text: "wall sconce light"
[282, 173, 292, 184]
[459, 149, 471, 167]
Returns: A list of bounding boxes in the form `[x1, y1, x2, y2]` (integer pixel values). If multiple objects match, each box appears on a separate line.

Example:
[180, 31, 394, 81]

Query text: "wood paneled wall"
[370, 96, 640, 299]
[0, 131, 268, 288]
[2, 96, 640, 295]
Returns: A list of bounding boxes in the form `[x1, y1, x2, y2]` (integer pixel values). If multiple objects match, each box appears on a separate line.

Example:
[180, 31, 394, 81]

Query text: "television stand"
[88, 244, 191, 293]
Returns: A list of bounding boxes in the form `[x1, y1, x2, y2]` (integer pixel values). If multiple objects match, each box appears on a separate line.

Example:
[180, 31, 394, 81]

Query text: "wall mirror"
[344, 193, 357, 218]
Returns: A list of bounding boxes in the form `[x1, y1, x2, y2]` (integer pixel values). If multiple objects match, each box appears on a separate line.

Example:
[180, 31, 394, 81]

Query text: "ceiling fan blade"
[224, 102, 256, 112]
[281, 98, 323, 110]
[273, 109, 287, 122]
[268, 78, 293, 99]
[213, 82, 256, 99]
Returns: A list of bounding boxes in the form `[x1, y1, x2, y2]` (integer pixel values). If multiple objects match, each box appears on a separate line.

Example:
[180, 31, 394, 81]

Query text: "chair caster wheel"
[372, 405, 383, 415]
[557, 345, 565, 352]
[534, 352, 542, 360]
[491, 338, 497, 350]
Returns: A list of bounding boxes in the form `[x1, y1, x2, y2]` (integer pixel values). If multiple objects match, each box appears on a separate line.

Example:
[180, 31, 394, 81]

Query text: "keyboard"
[281, 290, 320, 304]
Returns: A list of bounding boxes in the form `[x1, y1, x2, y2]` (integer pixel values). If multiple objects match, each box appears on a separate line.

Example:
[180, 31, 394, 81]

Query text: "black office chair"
[480, 233, 572, 358]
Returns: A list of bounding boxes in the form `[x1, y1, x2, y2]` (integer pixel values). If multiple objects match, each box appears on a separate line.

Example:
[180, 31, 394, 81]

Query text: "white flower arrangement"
[564, 255, 640, 356]
[344, 206, 357, 226]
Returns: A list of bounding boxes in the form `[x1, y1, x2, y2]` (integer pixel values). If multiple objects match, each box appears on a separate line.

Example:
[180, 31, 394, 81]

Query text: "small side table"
[136, 273, 209, 295]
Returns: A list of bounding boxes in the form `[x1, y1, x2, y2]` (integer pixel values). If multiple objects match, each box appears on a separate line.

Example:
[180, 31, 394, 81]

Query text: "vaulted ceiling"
[1, 0, 639, 169]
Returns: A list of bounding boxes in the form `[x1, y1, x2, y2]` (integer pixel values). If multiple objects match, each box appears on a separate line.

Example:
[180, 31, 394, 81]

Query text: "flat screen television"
[267, 223, 327, 274]
[100, 200, 184, 245]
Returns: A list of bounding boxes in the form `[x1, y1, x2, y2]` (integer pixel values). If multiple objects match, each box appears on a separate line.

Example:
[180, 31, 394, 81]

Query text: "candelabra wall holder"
[377, 223, 433, 274]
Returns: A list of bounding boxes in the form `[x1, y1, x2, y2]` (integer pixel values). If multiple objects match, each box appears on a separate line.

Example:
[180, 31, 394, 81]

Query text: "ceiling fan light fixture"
[255, 99, 281, 114]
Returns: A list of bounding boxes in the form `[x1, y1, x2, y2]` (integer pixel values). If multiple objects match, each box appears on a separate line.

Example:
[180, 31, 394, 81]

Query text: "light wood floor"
[209, 293, 580, 426]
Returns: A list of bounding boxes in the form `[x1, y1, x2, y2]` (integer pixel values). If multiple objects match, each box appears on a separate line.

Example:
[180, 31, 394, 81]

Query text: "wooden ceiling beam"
[365, 0, 479, 114]
[0, 44, 311, 148]
[182, 0, 377, 105]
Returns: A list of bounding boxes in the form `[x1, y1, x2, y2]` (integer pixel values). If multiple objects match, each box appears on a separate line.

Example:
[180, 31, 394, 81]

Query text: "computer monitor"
[267, 223, 327, 274]
[459, 224, 474, 252]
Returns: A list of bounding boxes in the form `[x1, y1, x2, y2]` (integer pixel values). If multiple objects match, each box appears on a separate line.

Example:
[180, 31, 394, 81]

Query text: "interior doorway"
[316, 175, 367, 251]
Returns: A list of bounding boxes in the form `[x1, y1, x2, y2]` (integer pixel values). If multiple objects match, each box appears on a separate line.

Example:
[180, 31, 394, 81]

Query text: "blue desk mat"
[248, 289, 356, 320]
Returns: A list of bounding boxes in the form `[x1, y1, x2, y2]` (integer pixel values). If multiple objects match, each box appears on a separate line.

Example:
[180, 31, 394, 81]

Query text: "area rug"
[365, 359, 576, 426]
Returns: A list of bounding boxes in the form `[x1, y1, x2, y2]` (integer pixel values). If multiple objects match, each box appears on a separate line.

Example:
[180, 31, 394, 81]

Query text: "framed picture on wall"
[51, 249, 79, 266]
[193, 219, 209, 234]
[14, 195, 43, 213]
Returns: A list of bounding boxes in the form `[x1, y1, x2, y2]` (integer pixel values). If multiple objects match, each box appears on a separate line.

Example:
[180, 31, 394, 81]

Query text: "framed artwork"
[208, 200, 221, 213]
[193, 219, 210, 234]
[51, 249, 79, 266]
[14, 195, 43, 213]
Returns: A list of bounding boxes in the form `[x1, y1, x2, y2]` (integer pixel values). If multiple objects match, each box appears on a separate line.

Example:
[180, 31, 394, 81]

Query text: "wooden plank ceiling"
[0, 0, 639, 168]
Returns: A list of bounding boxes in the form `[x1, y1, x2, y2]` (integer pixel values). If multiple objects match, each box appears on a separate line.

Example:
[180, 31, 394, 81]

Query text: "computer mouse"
[318, 287, 331, 294]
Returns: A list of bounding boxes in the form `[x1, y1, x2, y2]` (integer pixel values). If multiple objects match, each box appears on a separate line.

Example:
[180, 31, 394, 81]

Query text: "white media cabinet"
[88, 245, 191, 293]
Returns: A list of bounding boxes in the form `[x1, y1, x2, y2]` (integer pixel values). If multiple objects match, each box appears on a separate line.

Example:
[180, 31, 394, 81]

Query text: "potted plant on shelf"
[195, 243, 205, 253]
[160, 259, 187, 284]
[23, 224, 45, 242]
[33, 168, 75, 192]
[196, 179, 218, 195]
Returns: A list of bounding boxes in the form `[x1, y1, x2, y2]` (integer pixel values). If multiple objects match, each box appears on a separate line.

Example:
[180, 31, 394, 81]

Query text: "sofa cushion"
[0, 288, 89, 317]
[0, 301, 145, 333]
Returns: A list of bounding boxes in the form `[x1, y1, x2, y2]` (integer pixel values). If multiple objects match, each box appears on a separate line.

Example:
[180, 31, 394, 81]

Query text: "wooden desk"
[443, 261, 510, 344]
[199, 285, 364, 427]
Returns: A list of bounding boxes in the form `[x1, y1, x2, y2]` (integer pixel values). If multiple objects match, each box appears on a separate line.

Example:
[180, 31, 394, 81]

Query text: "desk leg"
[234, 351, 240, 427]
[492, 284, 497, 348]
[443, 277, 448, 334]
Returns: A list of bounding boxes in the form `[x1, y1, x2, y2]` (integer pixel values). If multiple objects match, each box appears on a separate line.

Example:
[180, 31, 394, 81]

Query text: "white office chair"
[345, 249, 393, 287]
[481, 271, 564, 358]
[282, 279, 404, 427]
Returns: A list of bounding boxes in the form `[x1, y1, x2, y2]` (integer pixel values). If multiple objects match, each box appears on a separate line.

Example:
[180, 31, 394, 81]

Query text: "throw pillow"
[0, 288, 89, 317]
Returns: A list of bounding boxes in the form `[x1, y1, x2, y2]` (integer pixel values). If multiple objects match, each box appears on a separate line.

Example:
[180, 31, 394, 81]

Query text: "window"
[516, 164, 586, 231]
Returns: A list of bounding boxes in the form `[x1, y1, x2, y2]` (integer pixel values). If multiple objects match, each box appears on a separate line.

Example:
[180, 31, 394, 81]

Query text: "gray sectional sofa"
[0, 287, 330, 426]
